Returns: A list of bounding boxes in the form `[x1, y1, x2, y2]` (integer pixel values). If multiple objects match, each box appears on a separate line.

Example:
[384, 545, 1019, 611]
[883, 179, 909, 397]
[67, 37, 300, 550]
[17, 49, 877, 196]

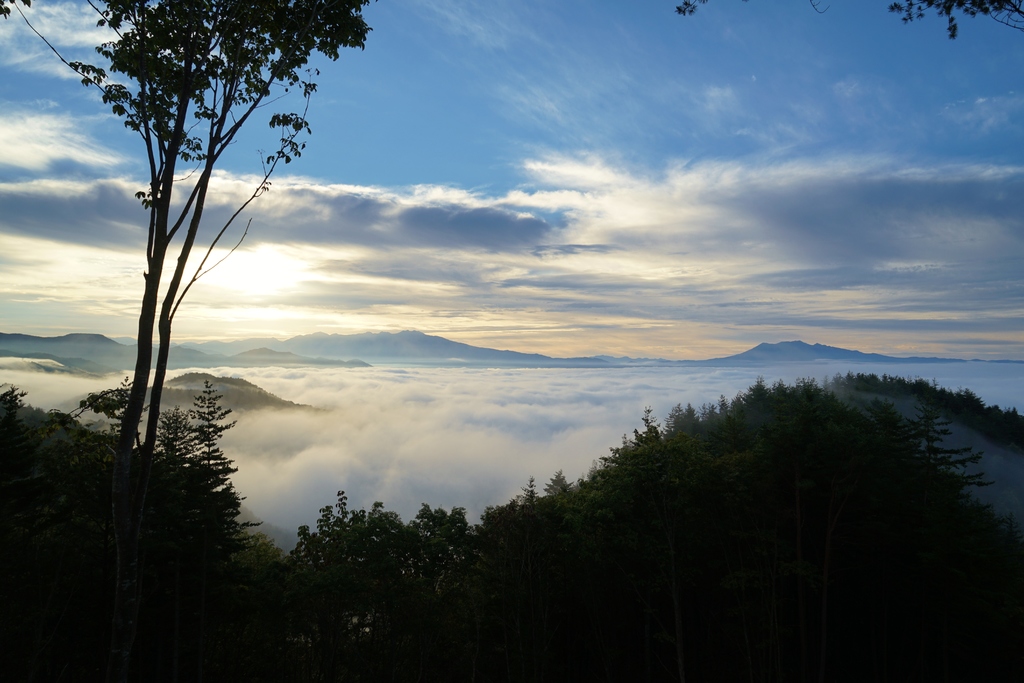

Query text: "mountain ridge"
[2, 331, 1019, 373]
[161, 372, 315, 412]
[0, 332, 369, 373]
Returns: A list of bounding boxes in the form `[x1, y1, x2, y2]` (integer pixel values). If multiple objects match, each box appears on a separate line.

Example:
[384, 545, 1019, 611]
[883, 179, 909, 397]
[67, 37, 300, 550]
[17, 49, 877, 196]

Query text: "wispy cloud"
[2, 2, 113, 79]
[941, 93, 1024, 135]
[0, 110, 124, 171]
[409, 0, 532, 50]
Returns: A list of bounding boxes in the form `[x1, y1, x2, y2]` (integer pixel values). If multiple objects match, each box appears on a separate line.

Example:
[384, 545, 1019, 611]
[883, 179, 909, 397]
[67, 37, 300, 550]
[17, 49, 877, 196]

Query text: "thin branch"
[168, 102, 304, 321]
[991, 1, 1024, 30]
[169, 70, 316, 323]
[174, 163, 203, 184]
[170, 217, 252, 323]
[253, 91, 292, 110]
[85, 0, 124, 40]
[14, 4, 108, 95]
[218, 0, 335, 145]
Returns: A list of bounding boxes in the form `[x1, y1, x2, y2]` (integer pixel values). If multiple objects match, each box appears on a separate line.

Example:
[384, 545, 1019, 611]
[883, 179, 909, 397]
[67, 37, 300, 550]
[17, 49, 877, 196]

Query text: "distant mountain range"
[599, 340, 975, 366]
[180, 330, 609, 367]
[0, 332, 369, 375]
[0, 331, 1017, 376]
[179, 332, 1006, 367]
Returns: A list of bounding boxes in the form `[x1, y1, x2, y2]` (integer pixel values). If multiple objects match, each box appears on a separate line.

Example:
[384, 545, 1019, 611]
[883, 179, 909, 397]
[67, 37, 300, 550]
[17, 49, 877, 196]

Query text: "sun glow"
[196, 244, 316, 297]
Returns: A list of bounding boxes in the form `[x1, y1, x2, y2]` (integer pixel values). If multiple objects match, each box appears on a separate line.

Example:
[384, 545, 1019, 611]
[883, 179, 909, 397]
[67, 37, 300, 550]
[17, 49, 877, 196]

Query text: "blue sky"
[1, 0, 1023, 359]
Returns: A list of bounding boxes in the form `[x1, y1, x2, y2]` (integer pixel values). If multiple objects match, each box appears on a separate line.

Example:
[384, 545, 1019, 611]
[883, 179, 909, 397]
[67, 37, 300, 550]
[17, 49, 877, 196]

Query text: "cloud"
[3, 157, 1023, 358]
[0, 110, 125, 171]
[2, 2, 113, 80]
[833, 78, 862, 100]
[154, 175, 560, 251]
[410, 0, 531, 50]
[0, 173, 558, 251]
[520, 154, 1024, 266]
[714, 168, 1024, 265]
[942, 94, 1024, 135]
[395, 205, 550, 249]
[700, 85, 741, 118]
[532, 244, 617, 258]
[0, 177, 145, 246]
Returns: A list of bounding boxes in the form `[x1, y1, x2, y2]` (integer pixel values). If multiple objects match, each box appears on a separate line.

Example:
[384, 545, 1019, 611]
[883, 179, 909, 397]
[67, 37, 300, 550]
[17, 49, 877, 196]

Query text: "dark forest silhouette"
[2, 374, 1023, 681]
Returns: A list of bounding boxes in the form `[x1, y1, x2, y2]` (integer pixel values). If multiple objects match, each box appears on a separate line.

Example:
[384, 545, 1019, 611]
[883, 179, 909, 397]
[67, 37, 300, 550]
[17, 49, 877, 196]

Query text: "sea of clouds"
[5, 361, 1023, 535]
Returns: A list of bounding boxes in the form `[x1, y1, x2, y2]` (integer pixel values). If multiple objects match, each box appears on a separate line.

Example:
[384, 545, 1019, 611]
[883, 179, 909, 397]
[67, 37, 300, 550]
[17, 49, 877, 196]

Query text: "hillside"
[667, 372, 1024, 522]
[831, 373, 1024, 520]
[161, 373, 314, 412]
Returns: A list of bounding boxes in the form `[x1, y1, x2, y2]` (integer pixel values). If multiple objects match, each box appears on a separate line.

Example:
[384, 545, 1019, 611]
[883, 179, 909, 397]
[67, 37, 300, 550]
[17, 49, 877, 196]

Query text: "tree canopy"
[3, 374, 1024, 680]
[676, 0, 1024, 38]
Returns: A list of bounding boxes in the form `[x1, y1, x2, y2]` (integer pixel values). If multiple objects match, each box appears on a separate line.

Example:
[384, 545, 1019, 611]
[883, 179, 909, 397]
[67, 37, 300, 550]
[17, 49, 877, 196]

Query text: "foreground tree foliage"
[2, 375, 1023, 681]
[675, 0, 1024, 38]
[2, 2, 373, 677]
[0, 382, 244, 681]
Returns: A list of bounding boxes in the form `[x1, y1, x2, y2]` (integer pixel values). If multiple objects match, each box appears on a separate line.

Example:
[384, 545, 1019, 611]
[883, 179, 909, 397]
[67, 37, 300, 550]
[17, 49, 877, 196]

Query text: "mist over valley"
[6, 332, 1023, 540]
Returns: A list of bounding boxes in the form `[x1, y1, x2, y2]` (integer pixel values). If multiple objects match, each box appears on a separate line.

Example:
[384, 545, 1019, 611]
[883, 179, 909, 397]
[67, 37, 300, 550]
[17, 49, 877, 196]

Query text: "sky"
[2, 0, 1024, 360]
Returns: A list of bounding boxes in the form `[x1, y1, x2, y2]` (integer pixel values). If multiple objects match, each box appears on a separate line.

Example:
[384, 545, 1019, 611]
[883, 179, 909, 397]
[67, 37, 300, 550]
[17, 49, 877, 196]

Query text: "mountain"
[702, 340, 958, 365]
[0, 332, 135, 370]
[599, 340, 1003, 366]
[183, 330, 611, 367]
[227, 348, 370, 368]
[0, 332, 369, 373]
[0, 349, 118, 375]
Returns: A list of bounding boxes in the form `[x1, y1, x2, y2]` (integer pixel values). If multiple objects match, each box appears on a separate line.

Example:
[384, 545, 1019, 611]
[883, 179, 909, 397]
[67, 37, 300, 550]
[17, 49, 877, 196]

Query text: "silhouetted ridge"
[161, 372, 313, 412]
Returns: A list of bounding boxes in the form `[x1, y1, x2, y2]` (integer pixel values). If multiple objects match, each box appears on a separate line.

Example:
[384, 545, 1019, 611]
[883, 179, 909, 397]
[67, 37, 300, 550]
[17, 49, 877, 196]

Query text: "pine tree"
[0, 385, 36, 519]
[544, 470, 571, 496]
[139, 381, 246, 680]
[187, 381, 242, 682]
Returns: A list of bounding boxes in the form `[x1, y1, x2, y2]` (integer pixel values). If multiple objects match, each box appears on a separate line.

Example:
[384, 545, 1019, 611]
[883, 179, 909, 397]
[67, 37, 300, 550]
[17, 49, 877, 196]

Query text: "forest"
[1, 373, 1023, 682]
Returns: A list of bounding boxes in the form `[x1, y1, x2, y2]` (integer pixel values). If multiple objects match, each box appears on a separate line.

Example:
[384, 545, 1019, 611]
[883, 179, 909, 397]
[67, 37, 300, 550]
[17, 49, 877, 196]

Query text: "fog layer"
[6, 362, 1023, 533]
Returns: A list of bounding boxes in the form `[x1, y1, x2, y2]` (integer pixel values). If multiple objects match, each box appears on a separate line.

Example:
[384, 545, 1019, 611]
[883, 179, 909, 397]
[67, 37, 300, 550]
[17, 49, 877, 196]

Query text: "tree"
[675, 0, 1024, 38]
[142, 382, 245, 681]
[591, 411, 719, 683]
[890, 0, 1024, 37]
[0, 385, 35, 512]
[3, 1, 373, 680]
[0, 385, 129, 680]
[543, 469, 572, 496]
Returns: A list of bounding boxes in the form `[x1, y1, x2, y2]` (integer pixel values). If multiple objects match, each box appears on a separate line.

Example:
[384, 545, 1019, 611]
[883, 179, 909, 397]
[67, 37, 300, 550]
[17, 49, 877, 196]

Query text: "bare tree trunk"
[817, 524, 833, 683]
[106, 246, 164, 683]
[197, 529, 208, 683]
[644, 586, 652, 683]
[818, 476, 855, 683]
[173, 553, 180, 683]
[106, 526, 142, 683]
[670, 580, 686, 683]
[794, 465, 808, 683]
[106, 156, 213, 682]
[667, 538, 686, 683]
